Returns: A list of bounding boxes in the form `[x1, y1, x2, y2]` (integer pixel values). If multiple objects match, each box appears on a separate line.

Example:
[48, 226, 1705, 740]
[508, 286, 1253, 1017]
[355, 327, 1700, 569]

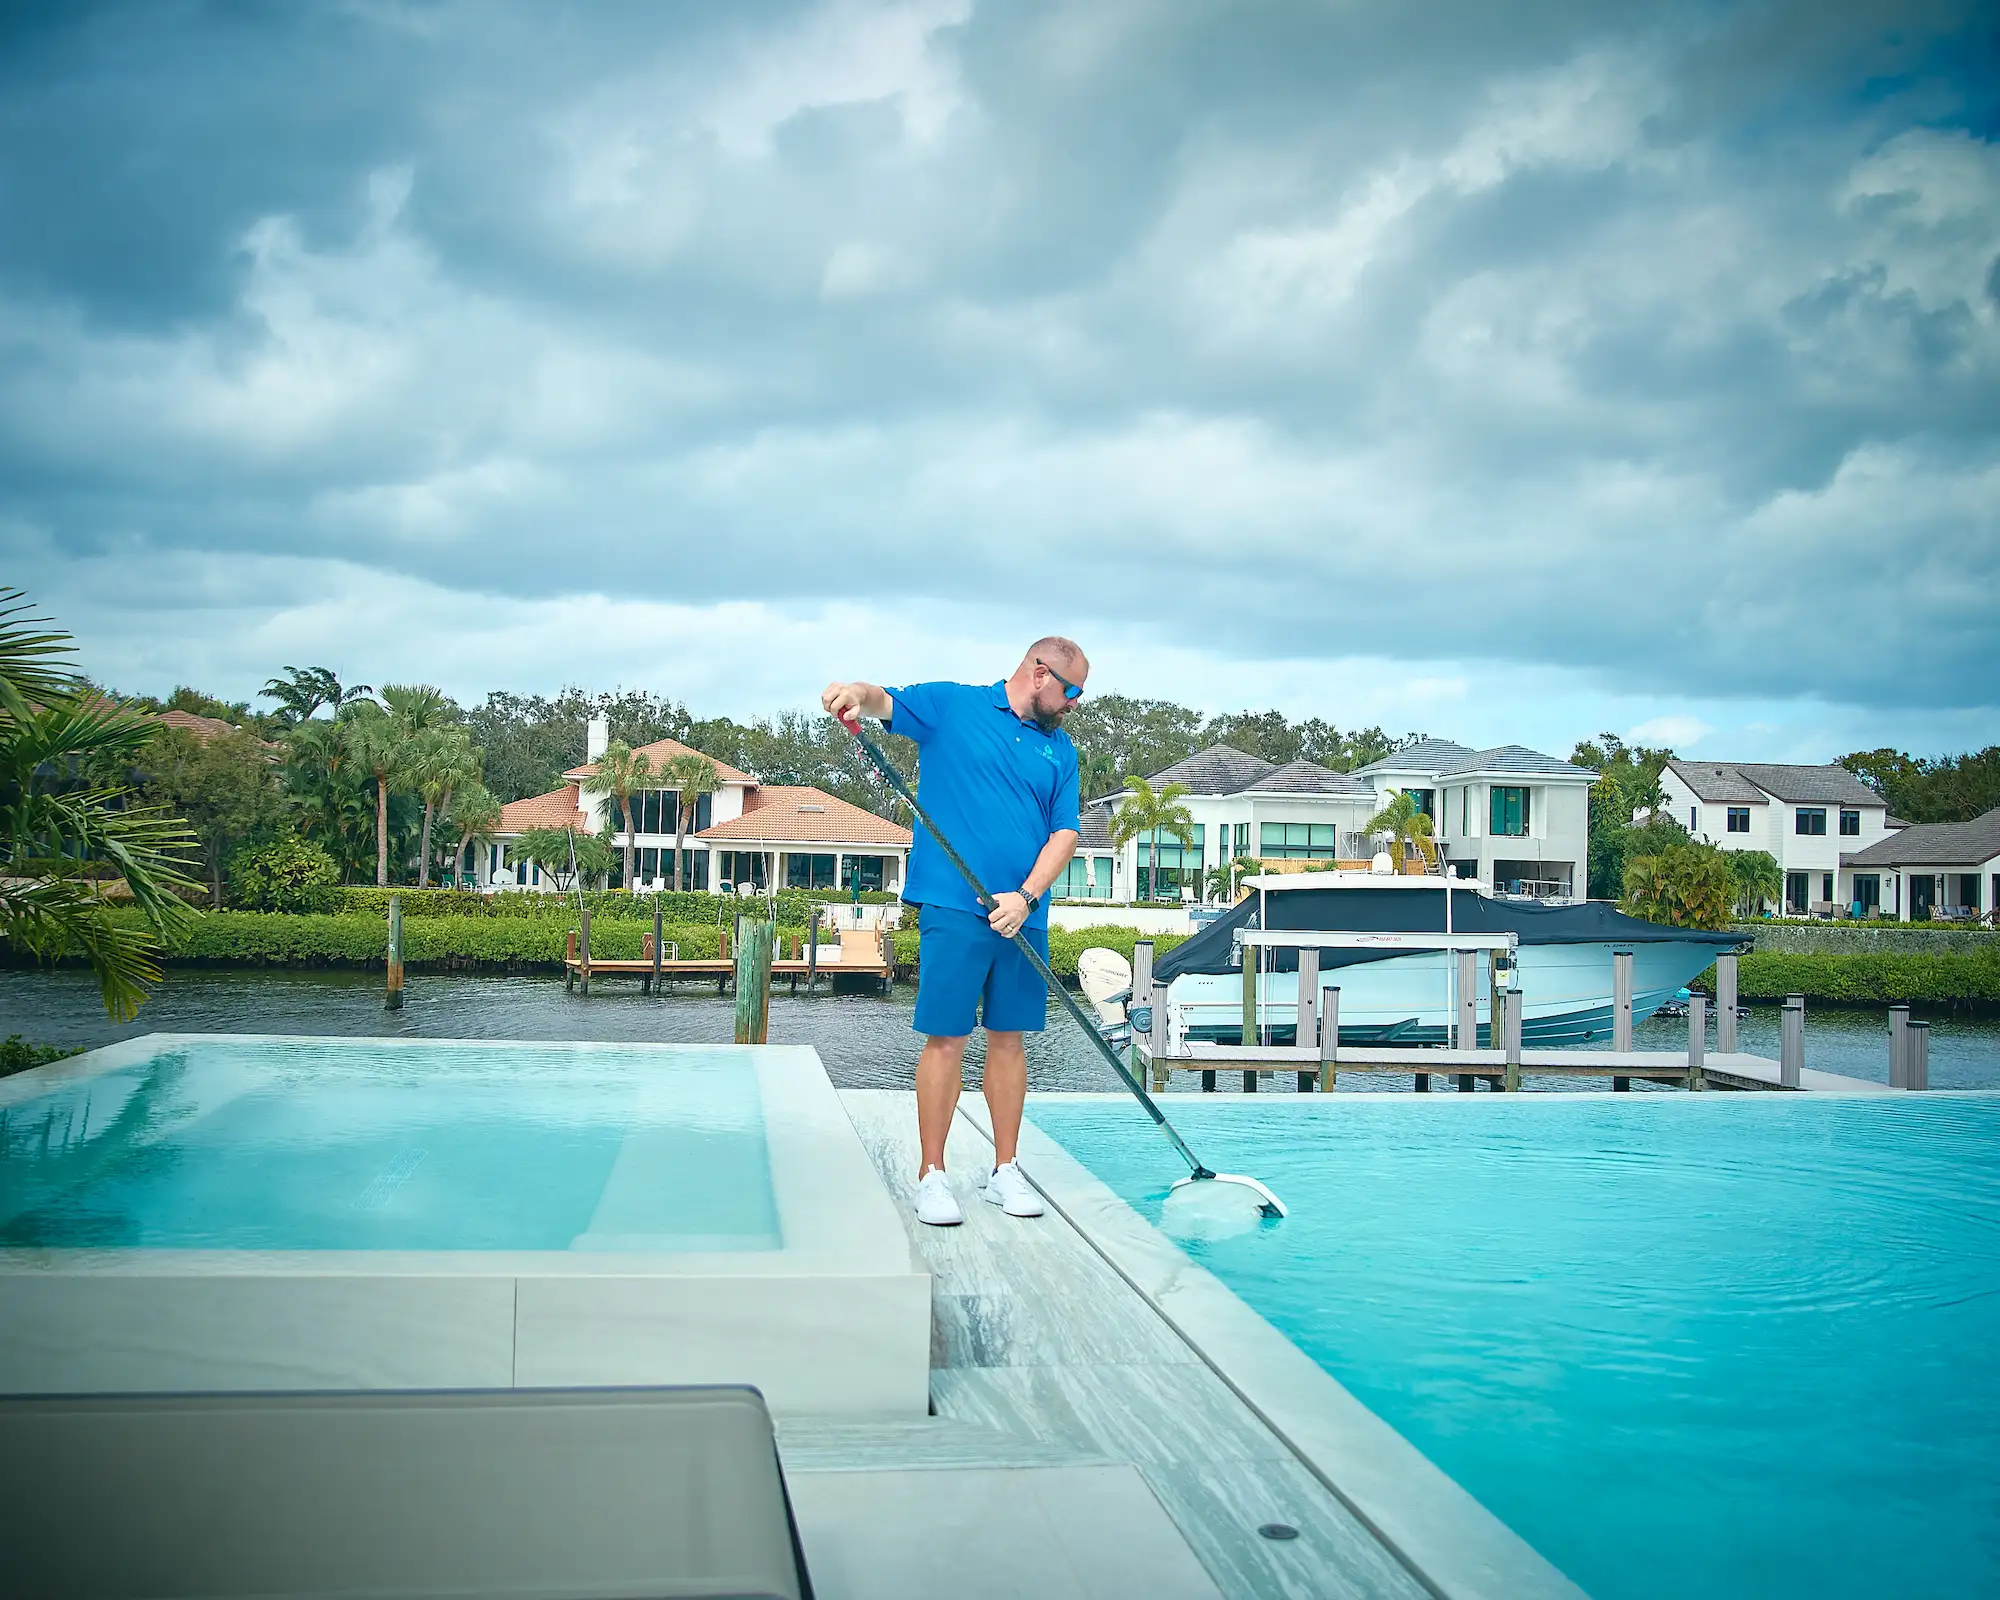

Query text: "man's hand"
[987, 891, 1030, 938]
[821, 681, 890, 726]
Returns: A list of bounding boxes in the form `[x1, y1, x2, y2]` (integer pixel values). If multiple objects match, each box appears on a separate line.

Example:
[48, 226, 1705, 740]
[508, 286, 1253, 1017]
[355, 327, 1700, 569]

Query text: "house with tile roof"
[480, 718, 910, 894]
[1836, 806, 1998, 922]
[1658, 759, 1896, 915]
[1068, 734, 1588, 903]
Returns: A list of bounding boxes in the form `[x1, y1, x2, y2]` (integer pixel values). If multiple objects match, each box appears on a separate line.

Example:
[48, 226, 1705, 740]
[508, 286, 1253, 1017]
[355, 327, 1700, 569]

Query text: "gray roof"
[1726, 762, 1882, 807]
[1243, 759, 1370, 797]
[1076, 803, 1114, 849]
[1432, 744, 1595, 779]
[1666, 760, 1768, 804]
[1353, 739, 1476, 777]
[1146, 744, 1276, 796]
[1842, 806, 2000, 868]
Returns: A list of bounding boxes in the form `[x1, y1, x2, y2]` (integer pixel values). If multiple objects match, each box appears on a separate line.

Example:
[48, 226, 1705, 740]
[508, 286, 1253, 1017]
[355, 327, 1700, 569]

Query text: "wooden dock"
[563, 926, 893, 994]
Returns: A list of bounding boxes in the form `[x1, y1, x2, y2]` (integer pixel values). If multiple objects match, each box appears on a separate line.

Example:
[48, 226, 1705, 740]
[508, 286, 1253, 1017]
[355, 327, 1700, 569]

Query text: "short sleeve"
[884, 681, 946, 744]
[1051, 740, 1081, 834]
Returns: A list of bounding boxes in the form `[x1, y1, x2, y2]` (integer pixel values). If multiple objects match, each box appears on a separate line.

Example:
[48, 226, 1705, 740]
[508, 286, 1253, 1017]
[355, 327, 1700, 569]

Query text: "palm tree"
[345, 705, 403, 887]
[282, 717, 374, 881]
[408, 728, 482, 887]
[582, 739, 652, 889]
[1364, 789, 1438, 872]
[259, 667, 373, 727]
[445, 784, 503, 885]
[1109, 775, 1194, 902]
[659, 751, 720, 891]
[0, 589, 200, 1021]
[1727, 849, 1782, 917]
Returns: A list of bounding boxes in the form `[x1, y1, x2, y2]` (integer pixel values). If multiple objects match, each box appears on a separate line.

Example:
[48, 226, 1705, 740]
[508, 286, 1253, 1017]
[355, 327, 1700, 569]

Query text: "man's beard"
[1032, 705, 1064, 734]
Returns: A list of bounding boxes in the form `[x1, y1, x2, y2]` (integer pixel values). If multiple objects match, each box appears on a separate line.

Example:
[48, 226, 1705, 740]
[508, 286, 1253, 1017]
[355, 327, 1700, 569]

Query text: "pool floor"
[1032, 1094, 2000, 1600]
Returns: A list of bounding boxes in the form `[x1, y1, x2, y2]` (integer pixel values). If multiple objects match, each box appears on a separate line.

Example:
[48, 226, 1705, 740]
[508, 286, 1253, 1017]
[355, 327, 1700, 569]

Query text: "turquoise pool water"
[1032, 1096, 2000, 1600]
[0, 1038, 781, 1252]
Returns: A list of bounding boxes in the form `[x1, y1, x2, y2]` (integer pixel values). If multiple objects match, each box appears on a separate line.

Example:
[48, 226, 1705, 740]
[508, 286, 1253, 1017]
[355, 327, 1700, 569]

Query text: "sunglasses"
[1036, 658, 1084, 701]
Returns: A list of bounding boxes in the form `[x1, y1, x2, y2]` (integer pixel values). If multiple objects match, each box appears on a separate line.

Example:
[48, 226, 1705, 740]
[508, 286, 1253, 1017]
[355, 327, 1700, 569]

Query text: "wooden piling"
[1317, 986, 1339, 1093]
[1456, 948, 1478, 1049]
[1717, 953, 1738, 1053]
[806, 909, 820, 995]
[1501, 989, 1521, 1092]
[1295, 949, 1319, 1092]
[650, 902, 663, 995]
[384, 894, 404, 1012]
[1241, 935, 1258, 1092]
[1687, 994, 1706, 1091]
[1612, 949, 1634, 1052]
[733, 917, 774, 1044]
[1889, 1004, 1910, 1089]
[578, 902, 592, 997]
[1905, 1020, 1929, 1091]
[1780, 994, 1804, 1088]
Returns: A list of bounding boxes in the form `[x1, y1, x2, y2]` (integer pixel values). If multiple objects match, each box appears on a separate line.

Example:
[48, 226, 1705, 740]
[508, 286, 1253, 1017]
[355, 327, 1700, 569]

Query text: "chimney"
[586, 715, 609, 763]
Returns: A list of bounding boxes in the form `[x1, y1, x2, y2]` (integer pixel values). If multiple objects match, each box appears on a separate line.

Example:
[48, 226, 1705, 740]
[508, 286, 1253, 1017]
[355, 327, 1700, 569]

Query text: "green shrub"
[1696, 949, 2000, 1007]
[0, 1035, 85, 1078]
[230, 835, 341, 913]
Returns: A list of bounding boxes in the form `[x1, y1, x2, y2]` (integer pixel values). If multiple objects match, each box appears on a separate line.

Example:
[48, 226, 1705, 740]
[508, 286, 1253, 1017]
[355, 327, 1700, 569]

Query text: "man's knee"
[921, 1034, 971, 1058]
[985, 1030, 1025, 1053]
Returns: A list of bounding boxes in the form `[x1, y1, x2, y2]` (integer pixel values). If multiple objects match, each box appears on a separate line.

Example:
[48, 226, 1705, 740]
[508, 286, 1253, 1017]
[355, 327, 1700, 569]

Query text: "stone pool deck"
[780, 1090, 1441, 1600]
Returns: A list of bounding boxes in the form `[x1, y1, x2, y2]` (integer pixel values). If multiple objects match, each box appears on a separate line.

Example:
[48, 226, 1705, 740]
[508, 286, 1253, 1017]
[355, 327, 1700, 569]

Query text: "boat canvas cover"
[1152, 885, 1743, 983]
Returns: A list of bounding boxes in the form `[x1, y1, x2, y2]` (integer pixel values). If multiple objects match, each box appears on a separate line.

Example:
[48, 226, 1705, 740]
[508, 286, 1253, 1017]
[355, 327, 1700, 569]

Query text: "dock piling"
[385, 894, 403, 1012]
[1501, 989, 1522, 1091]
[578, 903, 592, 997]
[1612, 949, 1634, 1052]
[1780, 994, 1804, 1088]
[1905, 1020, 1929, 1091]
[1456, 948, 1478, 1049]
[806, 909, 820, 995]
[649, 903, 663, 995]
[733, 917, 774, 1044]
[1889, 1004, 1910, 1088]
[1295, 949, 1320, 1092]
[1688, 994, 1706, 1090]
[1318, 986, 1339, 1093]
[1717, 954, 1738, 1054]
[1240, 934, 1258, 1092]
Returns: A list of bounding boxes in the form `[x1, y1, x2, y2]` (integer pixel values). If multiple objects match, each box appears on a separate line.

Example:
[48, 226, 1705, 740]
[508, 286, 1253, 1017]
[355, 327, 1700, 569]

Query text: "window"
[1852, 874, 1880, 914]
[1232, 822, 1248, 858]
[1795, 808, 1826, 835]
[1839, 809, 1860, 836]
[1822, 873, 1835, 903]
[1954, 873, 1982, 914]
[1052, 857, 1114, 899]
[1259, 822, 1340, 860]
[786, 853, 837, 889]
[1408, 789, 1434, 817]
[1786, 871, 1808, 914]
[1461, 787, 1469, 834]
[1727, 807, 1750, 833]
[1490, 786, 1530, 837]
[841, 855, 885, 891]
[1689, 806, 1698, 832]
[1140, 824, 1204, 896]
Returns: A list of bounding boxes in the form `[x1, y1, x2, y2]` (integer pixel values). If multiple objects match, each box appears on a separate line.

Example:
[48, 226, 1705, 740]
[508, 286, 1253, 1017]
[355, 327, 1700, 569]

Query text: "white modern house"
[1068, 737, 1596, 903]
[1657, 760, 1896, 915]
[1838, 805, 1999, 922]
[481, 719, 910, 894]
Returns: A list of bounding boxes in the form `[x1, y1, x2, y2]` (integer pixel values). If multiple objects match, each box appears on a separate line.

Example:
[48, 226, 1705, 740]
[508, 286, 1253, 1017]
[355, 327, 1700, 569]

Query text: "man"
[821, 639, 1086, 1226]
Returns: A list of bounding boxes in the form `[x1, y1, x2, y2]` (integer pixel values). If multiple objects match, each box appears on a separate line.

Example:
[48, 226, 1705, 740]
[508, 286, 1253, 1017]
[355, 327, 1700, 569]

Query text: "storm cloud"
[2, 0, 1996, 753]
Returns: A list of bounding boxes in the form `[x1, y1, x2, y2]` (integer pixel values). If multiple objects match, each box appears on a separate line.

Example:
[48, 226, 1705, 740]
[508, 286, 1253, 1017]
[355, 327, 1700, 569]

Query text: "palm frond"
[0, 589, 83, 721]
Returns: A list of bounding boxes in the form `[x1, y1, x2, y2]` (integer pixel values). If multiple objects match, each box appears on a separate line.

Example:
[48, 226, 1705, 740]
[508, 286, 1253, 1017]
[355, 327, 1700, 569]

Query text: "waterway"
[5, 969, 1997, 1091]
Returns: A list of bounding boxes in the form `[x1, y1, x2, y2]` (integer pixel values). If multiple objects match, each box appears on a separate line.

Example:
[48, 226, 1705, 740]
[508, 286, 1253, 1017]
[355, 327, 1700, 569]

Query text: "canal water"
[5, 969, 1997, 1092]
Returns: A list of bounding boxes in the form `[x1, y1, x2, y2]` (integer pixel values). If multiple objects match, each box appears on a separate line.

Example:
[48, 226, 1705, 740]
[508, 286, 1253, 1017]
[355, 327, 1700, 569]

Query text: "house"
[1838, 806, 2000, 921]
[1069, 736, 1595, 903]
[1354, 741, 1597, 899]
[480, 719, 910, 894]
[1658, 760, 1895, 915]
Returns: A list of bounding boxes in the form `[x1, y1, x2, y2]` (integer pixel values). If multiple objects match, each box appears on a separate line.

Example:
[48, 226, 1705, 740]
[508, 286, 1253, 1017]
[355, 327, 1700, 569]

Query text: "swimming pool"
[0, 1035, 929, 1412]
[1027, 1094, 2000, 1600]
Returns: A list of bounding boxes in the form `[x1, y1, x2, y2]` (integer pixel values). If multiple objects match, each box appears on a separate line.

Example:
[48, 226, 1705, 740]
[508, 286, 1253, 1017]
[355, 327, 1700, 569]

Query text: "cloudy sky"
[2, 0, 1996, 760]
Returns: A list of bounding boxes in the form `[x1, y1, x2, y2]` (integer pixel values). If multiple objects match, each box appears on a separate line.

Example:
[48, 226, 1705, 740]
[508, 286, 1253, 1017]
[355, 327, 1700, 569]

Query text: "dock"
[563, 926, 893, 994]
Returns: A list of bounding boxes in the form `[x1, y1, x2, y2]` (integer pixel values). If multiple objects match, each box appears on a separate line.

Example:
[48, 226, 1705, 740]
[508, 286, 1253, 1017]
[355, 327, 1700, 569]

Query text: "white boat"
[1147, 873, 1743, 1048]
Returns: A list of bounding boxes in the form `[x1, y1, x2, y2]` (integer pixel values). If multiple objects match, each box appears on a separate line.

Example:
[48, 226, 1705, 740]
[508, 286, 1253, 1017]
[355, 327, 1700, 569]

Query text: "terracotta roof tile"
[697, 786, 909, 847]
[565, 737, 753, 785]
[497, 784, 588, 834]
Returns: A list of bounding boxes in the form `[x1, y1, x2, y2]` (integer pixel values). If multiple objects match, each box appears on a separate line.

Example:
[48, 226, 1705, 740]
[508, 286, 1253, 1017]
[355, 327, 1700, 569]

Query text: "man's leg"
[983, 1029, 1027, 1167]
[916, 1033, 970, 1175]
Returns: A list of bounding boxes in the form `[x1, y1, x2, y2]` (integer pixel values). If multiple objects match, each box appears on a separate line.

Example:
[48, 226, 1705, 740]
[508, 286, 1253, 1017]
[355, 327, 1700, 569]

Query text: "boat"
[1141, 872, 1745, 1048]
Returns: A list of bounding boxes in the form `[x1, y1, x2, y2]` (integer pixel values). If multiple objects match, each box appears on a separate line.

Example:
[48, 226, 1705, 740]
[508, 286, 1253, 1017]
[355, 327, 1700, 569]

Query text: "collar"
[988, 680, 1019, 717]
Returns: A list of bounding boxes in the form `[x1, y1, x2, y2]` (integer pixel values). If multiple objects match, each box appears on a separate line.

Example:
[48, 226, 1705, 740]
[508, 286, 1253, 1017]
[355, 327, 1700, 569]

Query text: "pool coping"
[958, 1095, 1591, 1600]
[0, 1034, 930, 1412]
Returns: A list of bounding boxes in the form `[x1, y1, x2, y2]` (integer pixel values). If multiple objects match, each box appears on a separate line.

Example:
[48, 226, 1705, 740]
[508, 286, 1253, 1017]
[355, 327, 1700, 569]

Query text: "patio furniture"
[1, 1384, 812, 1600]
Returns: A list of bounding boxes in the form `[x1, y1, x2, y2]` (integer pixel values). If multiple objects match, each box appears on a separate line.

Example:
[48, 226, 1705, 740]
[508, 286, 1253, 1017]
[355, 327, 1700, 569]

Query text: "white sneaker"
[914, 1166, 963, 1227]
[980, 1160, 1045, 1218]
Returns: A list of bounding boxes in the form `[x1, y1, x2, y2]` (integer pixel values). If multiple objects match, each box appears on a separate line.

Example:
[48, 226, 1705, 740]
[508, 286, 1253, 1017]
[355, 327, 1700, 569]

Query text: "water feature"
[5, 969, 1997, 1090]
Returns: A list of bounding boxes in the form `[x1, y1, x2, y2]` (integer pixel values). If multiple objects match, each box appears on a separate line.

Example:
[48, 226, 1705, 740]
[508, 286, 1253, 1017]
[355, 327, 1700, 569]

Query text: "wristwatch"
[1018, 889, 1041, 913]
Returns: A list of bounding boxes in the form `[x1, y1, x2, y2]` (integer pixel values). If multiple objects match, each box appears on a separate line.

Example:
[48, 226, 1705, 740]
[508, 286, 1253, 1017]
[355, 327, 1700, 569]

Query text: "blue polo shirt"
[885, 680, 1081, 930]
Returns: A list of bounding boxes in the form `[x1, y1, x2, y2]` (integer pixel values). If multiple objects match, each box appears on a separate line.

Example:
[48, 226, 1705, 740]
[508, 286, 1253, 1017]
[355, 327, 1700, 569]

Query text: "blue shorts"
[913, 904, 1050, 1037]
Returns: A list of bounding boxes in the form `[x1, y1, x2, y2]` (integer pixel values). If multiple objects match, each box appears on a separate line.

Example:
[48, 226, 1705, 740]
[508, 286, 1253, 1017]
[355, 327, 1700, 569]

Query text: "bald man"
[822, 638, 1086, 1225]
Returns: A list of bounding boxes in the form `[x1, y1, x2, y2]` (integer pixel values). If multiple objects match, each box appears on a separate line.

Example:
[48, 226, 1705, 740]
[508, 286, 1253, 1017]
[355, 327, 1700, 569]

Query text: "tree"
[0, 589, 199, 1020]
[1204, 854, 1260, 903]
[459, 687, 690, 803]
[260, 666, 372, 727]
[345, 704, 404, 887]
[406, 727, 482, 887]
[445, 785, 503, 885]
[513, 826, 615, 893]
[658, 751, 721, 891]
[230, 834, 340, 913]
[1622, 840, 1734, 930]
[1109, 775, 1194, 901]
[138, 724, 289, 906]
[1571, 733, 1676, 898]
[582, 739, 652, 888]
[1364, 789, 1438, 871]
[281, 717, 376, 881]
[1839, 746, 2000, 823]
[1726, 849, 1782, 917]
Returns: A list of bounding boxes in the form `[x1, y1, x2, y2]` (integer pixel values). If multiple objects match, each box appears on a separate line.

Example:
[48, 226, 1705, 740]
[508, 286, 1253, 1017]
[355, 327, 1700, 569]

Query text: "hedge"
[1698, 949, 2000, 1008]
